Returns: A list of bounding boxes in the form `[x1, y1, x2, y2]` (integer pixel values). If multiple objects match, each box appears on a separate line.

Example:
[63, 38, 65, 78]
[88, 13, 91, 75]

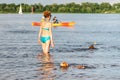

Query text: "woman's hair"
[43, 10, 51, 18]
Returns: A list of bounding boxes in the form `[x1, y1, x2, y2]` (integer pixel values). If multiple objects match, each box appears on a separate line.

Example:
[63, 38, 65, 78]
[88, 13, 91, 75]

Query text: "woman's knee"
[42, 43, 50, 53]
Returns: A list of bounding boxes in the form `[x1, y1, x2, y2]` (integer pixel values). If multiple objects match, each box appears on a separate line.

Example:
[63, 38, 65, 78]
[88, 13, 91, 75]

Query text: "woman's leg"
[42, 40, 50, 55]
[41, 43, 46, 54]
[44, 40, 50, 54]
[45, 37, 51, 53]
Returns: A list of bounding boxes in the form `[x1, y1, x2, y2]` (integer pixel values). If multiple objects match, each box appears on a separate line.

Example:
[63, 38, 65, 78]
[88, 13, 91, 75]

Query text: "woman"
[38, 10, 54, 55]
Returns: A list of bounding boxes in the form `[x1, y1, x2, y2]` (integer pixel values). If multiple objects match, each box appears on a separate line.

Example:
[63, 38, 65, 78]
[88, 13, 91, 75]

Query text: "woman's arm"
[38, 22, 42, 44]
[49, 23, 54, 48]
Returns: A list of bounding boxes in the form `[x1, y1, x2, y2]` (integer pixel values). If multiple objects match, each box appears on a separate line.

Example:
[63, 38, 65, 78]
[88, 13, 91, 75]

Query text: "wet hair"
[43, 10, 51, 18]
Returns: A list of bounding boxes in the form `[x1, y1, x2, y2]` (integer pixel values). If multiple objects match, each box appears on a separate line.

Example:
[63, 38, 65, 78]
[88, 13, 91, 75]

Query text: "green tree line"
[0, 2, 120, 13]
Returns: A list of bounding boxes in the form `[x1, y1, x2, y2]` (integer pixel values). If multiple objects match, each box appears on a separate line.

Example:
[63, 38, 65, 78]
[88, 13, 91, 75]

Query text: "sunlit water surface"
[0, 14, 120, 80]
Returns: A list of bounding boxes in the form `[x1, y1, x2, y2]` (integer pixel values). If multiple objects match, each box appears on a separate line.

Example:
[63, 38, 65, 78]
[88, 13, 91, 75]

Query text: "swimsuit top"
[42, 27, 49, 31]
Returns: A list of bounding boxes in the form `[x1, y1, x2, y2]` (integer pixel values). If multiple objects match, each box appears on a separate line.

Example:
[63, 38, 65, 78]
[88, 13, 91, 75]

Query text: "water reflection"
[37, 53, 56, 80]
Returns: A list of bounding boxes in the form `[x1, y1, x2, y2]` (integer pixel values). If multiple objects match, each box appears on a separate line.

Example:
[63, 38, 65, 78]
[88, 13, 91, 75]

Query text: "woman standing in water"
[38, 10, 54, 55]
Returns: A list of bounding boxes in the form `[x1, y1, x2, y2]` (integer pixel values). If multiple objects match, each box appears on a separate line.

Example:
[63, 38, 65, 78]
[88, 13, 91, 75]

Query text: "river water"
[0, 14, 120, 80]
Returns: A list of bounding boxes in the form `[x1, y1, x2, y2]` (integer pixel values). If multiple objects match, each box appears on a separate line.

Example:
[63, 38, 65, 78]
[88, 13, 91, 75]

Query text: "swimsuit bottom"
[40, 36, 50, 43]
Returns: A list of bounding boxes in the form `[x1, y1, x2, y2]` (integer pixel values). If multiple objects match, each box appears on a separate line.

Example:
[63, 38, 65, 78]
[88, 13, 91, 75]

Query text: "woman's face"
[48, 15, 52, 20]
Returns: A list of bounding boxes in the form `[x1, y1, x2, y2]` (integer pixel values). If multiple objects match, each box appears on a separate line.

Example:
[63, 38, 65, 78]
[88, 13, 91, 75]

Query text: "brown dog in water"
[89, 42, 96, 49]
[60, 62, 69, 67]
[89, 45, 95, 49]
[60, 62, 85, 70]
[73, 65, 85, 69]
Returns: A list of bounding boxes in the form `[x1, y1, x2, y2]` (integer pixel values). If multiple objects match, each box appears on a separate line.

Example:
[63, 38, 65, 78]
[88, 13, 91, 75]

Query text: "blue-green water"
[0, 14, 120, 80]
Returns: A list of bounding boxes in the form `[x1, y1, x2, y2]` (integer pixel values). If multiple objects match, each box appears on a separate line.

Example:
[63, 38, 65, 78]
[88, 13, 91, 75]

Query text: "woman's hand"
[38, 39, 41, 45]
[51, 41, 54, 48]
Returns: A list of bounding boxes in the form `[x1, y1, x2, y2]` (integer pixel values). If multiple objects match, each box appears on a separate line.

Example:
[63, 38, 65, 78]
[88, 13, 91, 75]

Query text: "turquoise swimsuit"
[40, 28, 50, 43]
[40, 36, 50, 43]
[42, 28, 49, 31]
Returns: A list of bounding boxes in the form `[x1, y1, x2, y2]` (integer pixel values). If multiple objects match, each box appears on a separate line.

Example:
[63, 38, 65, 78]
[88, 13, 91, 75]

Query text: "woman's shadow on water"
[36, 53, 56, 80]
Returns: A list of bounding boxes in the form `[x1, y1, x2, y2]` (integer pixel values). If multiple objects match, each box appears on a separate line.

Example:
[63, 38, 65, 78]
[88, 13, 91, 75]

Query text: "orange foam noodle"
[32, 22, 75, 27]
[32, 22, 41, 26]
[61, 22, 69, 26]
[61, 22, 75, 26]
